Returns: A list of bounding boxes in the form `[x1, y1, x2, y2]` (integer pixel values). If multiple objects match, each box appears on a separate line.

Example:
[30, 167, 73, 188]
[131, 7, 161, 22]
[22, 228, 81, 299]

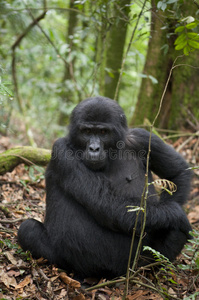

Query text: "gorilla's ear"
[120, 114, 127, 128]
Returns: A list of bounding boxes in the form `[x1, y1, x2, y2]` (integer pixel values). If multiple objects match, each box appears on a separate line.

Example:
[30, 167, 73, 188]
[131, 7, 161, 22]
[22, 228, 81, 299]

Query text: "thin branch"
[85, 262, 161, 291]
[0, 226, 15, 234]
[8, 7, 87, 16]
[0, 218, 27, 224]
[163, 131, 199, 140]
[176, 134, 197, 152]
[85, 261, 180, 299]
[11, 11, 46, 50]
[131, 280, 181, 300]
[11, 48, 23, 114]
[194, 0, 199, 9]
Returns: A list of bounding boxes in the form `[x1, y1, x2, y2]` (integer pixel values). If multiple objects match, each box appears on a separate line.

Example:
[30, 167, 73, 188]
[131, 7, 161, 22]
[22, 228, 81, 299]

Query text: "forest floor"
[0, 134, 199, 300]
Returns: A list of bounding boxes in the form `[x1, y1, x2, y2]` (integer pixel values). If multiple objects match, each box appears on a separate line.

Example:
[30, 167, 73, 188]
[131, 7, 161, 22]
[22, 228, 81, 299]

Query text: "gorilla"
[18, 96, 192, 278]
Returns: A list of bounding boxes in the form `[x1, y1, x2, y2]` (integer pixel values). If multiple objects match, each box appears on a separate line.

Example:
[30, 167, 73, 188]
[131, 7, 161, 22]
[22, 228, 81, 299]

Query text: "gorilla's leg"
[18, 219, 53, 262]
[148, 229, 189, 261]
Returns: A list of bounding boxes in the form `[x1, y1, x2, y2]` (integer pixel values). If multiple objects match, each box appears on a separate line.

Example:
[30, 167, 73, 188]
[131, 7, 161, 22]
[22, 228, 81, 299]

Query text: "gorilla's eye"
[100, 129, 107, 135]
[81, 128, 91, 135]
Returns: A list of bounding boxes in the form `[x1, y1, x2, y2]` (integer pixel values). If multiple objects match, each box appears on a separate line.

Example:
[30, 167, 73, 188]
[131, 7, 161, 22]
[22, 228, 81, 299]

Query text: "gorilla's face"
[68, 96, 128, 171]
[78, 124, 110, 170]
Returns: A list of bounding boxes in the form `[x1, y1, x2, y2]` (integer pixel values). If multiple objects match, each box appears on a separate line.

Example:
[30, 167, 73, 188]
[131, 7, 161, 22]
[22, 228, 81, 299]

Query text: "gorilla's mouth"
[84, 154, 107, 170]
[85, 151, 106, 162]
[89, 154, 105, 162]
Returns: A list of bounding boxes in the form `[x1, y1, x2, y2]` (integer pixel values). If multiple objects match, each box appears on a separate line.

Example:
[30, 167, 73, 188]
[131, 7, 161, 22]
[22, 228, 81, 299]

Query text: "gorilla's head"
[68, 96, 128, 170]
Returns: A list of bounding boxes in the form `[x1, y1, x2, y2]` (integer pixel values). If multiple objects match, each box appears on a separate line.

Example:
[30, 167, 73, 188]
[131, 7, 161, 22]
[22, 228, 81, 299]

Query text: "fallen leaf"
[168, 287, 177, 298]
[51, 275, 59, 282]
[97, 294, 108, 300]
[5, 251, 18, 265]
[188, 206, 199, 223]
[0, 269, 17, 288]
[60, 272, 81, 288]
[127, 290, 148, 300]
[15, 275, 31, 289]
[7, 270, 21, 277]
[73, 294, 85, 300]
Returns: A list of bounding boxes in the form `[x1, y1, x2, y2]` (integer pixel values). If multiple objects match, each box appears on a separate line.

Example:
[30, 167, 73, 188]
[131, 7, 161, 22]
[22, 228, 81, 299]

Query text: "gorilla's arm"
[46, 137, 191, 235]
[131, 128, 192, 205]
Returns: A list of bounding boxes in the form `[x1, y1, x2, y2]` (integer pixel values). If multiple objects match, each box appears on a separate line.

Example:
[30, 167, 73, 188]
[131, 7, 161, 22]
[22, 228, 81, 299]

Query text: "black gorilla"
[18, 96, 192, 278]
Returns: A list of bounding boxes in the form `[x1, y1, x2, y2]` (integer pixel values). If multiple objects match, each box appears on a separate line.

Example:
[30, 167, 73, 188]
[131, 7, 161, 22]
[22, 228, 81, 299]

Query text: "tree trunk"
[104, 0, 130, 100]
[131, 0, 199, 130]
[59, 0, 79, 125]
[0, 147, 50, 175]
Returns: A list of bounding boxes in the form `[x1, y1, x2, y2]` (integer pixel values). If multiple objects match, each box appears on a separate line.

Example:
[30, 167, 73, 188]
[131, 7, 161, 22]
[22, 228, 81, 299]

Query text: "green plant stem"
[85, 262, 161, 292]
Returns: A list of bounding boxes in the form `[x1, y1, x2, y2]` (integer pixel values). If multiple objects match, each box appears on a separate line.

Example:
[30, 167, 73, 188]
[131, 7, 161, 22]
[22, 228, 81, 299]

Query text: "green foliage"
[143, 246, 180, 297]
[0, 0, 150, 145]
[0, 238, 19, 250]
[19, 165, 44, 192]
[0, 238, 31, 261]
[0, 77, 13, 97]
[175, 18, 199, 55]
[144, 230, 199, 275]
[144, 236, 199, 299]
[143, 246, 173, 266]
[157, 0, 179, 12]
[25, 165, 45, 182]
[183, 292, 199, 300]
[178, 229, 199, 271]
[0, 75, 13, 134]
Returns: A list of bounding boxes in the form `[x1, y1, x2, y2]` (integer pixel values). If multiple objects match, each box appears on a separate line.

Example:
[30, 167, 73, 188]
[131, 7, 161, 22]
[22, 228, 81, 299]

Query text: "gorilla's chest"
[105, 157, 146, 195]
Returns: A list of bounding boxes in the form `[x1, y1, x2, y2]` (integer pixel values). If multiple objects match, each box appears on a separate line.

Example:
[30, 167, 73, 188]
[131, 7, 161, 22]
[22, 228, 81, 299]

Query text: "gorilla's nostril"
[89, 144, 100, 152]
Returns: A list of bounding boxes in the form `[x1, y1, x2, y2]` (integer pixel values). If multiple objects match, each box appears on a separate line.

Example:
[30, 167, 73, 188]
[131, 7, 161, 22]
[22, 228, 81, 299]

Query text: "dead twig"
[0, 218, 27, 224]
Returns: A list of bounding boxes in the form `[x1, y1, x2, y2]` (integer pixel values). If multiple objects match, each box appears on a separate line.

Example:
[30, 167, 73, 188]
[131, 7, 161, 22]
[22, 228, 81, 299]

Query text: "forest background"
[0, 0, 199, 148]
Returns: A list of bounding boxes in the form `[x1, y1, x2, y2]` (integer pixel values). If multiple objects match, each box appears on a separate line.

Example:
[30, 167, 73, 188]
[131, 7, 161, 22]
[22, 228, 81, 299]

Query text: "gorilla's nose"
[89, 143, 100, 152]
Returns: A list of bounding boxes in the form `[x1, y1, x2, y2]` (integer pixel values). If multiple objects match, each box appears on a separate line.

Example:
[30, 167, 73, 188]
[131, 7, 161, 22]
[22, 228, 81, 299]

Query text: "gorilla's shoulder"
[129, 128, 150, 138]
[126, 128, 150, 149]
[52, 137, 70, 151]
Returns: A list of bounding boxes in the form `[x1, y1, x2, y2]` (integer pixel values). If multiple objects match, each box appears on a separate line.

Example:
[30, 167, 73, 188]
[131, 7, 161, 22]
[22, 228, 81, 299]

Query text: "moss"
[0, 146, 51, 175]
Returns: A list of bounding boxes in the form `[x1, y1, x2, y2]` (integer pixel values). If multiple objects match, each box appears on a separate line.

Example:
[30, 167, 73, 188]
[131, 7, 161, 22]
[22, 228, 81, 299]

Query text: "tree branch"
[11, 11, 47, 50]
[0, 146, 50, 175]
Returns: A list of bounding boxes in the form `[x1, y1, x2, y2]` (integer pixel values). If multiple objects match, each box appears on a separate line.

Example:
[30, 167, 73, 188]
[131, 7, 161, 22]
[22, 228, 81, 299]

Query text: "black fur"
[18, 96, 192, 278]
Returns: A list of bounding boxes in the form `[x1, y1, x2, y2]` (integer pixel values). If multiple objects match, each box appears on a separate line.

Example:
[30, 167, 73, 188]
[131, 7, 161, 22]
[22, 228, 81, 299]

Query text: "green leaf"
[181, 16, 195, 24]
[175, 40, 187, 50]
[174, 32, 187, 45]
[187, 32, 199, 40]
[157, 1, 163, 9]
[169, 278, 178, 284]
[161, 44, 169, 55]
[188, 39, 199, 49]
[195, 256, 199, 269]
[167, 0, 178, 3]
[157, 1, 167, 11]
[148, 75, 158, 84]
[186, 22, 198, 29]
[175, 26, 185, 33]
[183, 45, 191, 55]
[161, 3, 167, 11]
